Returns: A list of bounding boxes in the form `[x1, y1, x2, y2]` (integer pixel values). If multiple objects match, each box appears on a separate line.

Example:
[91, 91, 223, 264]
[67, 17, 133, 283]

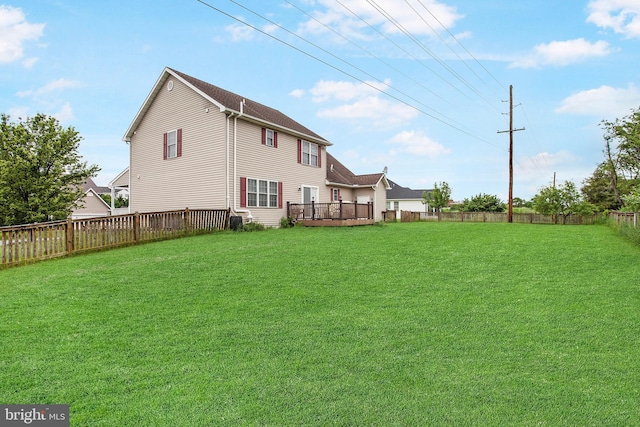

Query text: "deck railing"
[1, 208, 230, 268]
[287, 200, 374, 221]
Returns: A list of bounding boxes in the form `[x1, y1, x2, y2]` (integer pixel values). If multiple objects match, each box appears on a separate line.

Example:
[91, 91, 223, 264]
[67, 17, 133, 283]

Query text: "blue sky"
[2, 1, 640, 201]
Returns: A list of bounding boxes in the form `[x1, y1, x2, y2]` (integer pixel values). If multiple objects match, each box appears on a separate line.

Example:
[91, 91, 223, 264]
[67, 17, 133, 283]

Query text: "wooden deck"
[299, 219, 376, 227]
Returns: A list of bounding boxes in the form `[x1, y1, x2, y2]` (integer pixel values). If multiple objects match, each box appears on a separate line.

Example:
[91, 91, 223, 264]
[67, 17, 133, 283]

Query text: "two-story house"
[123, 67, 388, 226]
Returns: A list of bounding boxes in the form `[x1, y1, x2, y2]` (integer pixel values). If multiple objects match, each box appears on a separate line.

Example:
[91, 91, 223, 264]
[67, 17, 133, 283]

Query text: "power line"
[195, 0, 503, 149]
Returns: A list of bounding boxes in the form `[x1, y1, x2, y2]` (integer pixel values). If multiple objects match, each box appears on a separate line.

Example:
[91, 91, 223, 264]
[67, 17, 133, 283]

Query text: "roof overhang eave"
[226, 110, 332, 147]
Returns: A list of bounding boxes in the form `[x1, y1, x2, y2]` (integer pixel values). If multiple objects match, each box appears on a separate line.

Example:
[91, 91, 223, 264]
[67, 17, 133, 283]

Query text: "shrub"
[242, 221, 267, 232]
[280, 216, 296, 228]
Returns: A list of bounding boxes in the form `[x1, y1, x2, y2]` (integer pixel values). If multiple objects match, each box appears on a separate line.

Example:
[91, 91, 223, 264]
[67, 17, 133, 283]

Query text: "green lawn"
[1, 222, 639, 426]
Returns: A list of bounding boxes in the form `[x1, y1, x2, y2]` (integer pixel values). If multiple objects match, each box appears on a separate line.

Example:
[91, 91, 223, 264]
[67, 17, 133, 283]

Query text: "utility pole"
[498, 85, 525, 223]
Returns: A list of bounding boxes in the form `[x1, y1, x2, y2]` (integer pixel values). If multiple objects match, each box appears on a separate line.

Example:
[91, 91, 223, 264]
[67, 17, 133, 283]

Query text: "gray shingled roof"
[124, 67, 331, 145]
[168, 68, 329, 144]
[387, 179, 431, 199]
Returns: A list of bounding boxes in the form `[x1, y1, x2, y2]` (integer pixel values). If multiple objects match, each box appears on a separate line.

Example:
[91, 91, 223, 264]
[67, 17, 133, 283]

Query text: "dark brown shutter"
[274, 132, 278, 148]
[278, 182, 283, 209]
[163, 132, 168, 160]
[240, 177, 247, 208]
[297, 139, 302, 164]
[261, 128, 266, 145]
[177, 128, 182, 157]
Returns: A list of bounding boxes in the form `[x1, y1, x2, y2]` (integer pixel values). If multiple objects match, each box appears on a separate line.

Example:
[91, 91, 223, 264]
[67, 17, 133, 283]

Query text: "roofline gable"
[124, 67, 331, 147]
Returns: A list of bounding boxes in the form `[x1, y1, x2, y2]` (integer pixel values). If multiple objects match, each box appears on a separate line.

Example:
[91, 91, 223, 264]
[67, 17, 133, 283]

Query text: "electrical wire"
[195, 0, 504, 149]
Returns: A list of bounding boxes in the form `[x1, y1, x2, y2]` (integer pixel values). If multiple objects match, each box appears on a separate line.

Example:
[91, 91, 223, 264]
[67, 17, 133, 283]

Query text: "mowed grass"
[1, 222, 639, 426]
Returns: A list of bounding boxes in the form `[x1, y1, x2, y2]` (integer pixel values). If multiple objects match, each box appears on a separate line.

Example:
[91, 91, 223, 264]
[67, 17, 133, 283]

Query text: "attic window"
[167, 80, 174, 91]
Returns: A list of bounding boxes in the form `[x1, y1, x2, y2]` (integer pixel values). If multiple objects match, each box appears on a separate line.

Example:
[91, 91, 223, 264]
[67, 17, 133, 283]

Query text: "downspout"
[233, 99, 253, 222]
[226, 112, 233, 210]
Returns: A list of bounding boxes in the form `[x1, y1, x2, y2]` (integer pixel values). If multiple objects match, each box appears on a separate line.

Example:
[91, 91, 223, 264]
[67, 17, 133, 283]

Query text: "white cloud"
[388, 130, 450, 157]
[7, 106, 30, 119]
[16, 78, 84, 98]
[555, 84, 640, 118]
[225, 19, 279, 42]
[510, 38, 612, 68]
[53, 102, 74, 122]
[22, 57, 38, 68]
[0, 5, 45, 64]
[225, 22, 255, 41]
[317, 95, 417, 128]
[307, 78, 416, 128]
[299, 0, 463, 39]
[289, 88, 305, 98]
[587, 0, 640, 39]
[309, 79, 389, 102]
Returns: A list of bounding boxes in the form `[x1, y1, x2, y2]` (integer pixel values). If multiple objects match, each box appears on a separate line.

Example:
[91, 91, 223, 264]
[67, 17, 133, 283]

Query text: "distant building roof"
[387, 179, 431, 200]
[80, 177, 110, 195]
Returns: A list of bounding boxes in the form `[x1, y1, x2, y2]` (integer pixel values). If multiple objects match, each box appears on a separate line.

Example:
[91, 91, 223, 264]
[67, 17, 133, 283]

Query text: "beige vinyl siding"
[111, 169, 129, 188]
[234, 118, 326, 227]
[372, 182, 387, 221]
[72, 191, 110, 218]
[129, 77, 227, 213]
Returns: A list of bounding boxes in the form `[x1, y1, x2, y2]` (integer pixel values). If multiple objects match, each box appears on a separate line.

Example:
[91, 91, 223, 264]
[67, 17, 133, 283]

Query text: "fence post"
[185, 207, 191, 234]
[287, 201, 291, 218]
[66, 218, 74, 255]
[134, 212, 140, 242]
[339, 198, 343, 220]
[311, 200, 315, 220]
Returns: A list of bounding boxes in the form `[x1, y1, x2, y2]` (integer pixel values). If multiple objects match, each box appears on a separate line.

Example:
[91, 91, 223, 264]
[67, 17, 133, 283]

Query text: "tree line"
[422, 107, 640, 216]
[1, 107, 639, 227]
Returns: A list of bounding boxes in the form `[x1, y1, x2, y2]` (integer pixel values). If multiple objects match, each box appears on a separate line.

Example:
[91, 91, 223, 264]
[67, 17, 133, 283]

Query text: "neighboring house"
[122, 67, 388, 226]
[109, 167, 130, 215]
[71, 177, 112, 219]
[386, 179, 433, 214]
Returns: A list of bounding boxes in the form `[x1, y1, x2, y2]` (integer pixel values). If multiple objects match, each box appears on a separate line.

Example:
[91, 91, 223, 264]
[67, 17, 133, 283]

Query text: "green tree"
[460, 193, 506, 212]
[100, 194, 129, 209]
[581, 162, 624, 211]
[599, 107, 640, 207]
[622, 186, 640, 212]
[0, 114, 100, 226]
[533, 180, 595, 220]
[422, 181, 451, 212]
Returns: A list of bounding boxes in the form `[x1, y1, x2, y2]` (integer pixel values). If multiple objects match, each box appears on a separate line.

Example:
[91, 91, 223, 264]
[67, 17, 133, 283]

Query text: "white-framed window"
[247, 178, 279, 208]
[302, 141, 318, 166]
[265, 129, 274, 146]
[167, 130, 177, 158]
[262, 128, 277, 148]
[332, 188, 340, 202]
[163, 129, 182, 159]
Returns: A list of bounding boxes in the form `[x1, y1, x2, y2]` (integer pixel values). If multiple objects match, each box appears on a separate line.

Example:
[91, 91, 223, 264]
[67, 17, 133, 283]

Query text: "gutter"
[232, 100, 253, 222]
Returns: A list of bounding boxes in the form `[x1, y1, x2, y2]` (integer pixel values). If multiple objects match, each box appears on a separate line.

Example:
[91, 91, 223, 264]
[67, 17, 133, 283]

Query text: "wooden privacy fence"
[395, 211, 599, 225]
[608, 211, 638, 227]
[1, 208, 230, 268]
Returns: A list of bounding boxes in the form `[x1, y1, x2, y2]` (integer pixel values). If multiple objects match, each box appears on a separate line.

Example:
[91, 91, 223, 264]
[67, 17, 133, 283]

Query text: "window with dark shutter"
[262, 128, 277, 148]
[164, 129, 181, 159]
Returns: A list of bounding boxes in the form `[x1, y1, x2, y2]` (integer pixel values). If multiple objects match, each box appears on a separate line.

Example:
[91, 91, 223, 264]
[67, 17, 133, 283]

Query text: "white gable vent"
[167, 80, 174, 91]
